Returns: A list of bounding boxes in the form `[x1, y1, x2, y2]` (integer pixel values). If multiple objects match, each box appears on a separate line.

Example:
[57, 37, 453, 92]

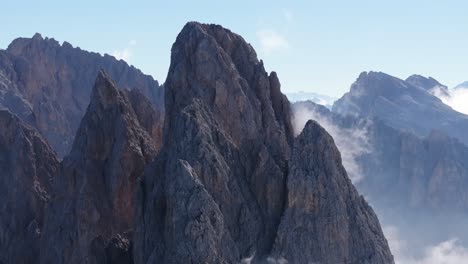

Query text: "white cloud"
[112, 40, 136, 62]
[432, 87, 468, 115]
[292, 104, 372, 183]
[256, 30, 289, 55]
[384, 226, 468, 264]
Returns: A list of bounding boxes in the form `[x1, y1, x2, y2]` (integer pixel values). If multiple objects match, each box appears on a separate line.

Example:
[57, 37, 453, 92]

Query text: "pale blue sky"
[1, 0, 467, 97]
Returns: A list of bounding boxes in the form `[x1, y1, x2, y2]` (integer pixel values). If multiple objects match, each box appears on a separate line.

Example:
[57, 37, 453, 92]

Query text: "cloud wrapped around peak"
[431, 86, 468, 115]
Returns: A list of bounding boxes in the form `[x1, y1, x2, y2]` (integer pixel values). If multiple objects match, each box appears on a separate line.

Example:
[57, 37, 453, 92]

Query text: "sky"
[1, 0, 467, 97]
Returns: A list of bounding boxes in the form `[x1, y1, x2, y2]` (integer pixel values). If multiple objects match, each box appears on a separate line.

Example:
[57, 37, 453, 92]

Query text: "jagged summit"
[273, 119, 393, 263]
[135, 22, 393, 264]
[406, 74, 447, 91]
[166, 21, 293, 145]
[39, 71, 158, 264]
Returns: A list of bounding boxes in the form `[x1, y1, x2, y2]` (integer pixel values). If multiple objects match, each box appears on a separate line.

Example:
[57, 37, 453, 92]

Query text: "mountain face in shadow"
[0, 34, 164, 157]
[0, 110, 60, 264]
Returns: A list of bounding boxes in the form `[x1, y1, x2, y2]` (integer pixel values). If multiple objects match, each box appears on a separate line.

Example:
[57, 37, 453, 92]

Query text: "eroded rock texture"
[0, 34, 164, 157]
[135, 21, 293, 264]
[0, 110, 60, 264]
[39, 71, 157, 264]
[272, 120, 393, 264]
[135, 22, 393, 264]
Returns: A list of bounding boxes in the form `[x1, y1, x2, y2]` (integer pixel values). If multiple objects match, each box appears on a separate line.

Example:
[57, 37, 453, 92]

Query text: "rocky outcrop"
[333, 71, 468, 146]
[0, 34, 164, 157]
[135, 22, 293, 263]
[272, 120, 393, 264]
[135, 22, 393, 264]
[406, 74, 448, 94]
[0, 110, 60, 264]
[39, 71, 157, 264]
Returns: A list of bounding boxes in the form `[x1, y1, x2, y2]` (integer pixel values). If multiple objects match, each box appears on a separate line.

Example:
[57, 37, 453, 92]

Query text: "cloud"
[431, 87, 468, 115]
[256, 30, 289, 55]
[384, 226, 468, 264]
[292, 104, 372, 183]
[112, 40, 137, 62]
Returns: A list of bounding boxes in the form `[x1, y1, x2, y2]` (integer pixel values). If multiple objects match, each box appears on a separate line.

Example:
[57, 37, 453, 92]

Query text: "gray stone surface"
[0, 110, 60, 264]
[272, 120, 393, 264]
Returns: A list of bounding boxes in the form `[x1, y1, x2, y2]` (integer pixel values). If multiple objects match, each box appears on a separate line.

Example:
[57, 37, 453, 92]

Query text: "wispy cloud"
[112, 40, 137, 62]
[256, 30, 289, 55]
[432, 87, 468, 115]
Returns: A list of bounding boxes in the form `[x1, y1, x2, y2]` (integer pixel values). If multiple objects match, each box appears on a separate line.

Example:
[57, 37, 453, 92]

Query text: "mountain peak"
[405, 74, 447, 91]
[32, 32, 43, 40]
[91, 70, 120, 108]
[40, 72, 157, 263]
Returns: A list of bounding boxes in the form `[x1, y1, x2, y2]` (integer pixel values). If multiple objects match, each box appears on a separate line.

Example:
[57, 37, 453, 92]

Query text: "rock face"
[0, 110, 60, 264]
[333, 72, 468, 146]
[135, 22, 393, 264]
[0, 34, 164, 157]
[272, 120, 393, 264]
[39, 71, 157, 264]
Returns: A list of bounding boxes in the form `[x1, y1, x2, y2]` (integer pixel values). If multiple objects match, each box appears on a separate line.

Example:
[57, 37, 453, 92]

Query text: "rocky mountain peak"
[135, 22, 393, 264]
[39, 71, 158, 264]
[272, 120, 393, 263]
[91, 70, 122, 108]
[166, 22, 293, 147]
[406, 74, 447, 91]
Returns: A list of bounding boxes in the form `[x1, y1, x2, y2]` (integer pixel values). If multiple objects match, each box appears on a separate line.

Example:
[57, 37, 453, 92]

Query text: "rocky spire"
[134, 22, 393, 264]
[39, 71, 157, 264]
[272, 120, 394, 263]
[135, 22, 294, 263]
[0, 110, 59, 264]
